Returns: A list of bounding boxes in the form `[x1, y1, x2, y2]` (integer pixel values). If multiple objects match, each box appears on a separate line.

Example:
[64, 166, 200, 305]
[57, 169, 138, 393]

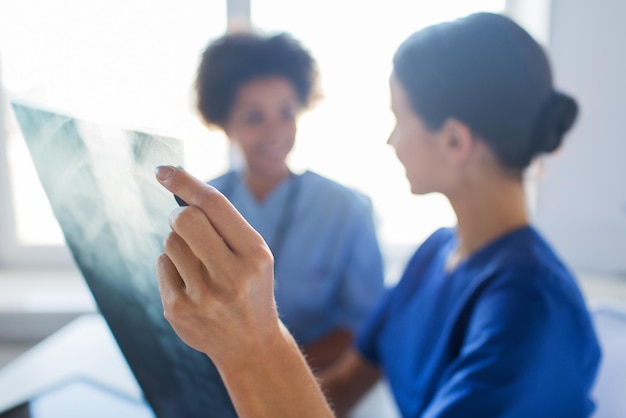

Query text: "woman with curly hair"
[193, 31, 385, 371]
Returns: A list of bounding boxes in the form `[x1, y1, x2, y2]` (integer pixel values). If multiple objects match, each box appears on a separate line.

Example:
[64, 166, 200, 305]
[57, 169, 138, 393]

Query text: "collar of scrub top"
[220, 170, 301, 263]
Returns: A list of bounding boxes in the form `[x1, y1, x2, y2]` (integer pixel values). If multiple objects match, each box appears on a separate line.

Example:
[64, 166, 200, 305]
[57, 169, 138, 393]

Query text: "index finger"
[155, 165, 267, 256]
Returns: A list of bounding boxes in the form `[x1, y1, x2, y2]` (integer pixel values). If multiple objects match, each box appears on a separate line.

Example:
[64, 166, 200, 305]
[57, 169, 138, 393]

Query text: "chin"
[409, 183, 433, 196]
[260, 161, 289, 177]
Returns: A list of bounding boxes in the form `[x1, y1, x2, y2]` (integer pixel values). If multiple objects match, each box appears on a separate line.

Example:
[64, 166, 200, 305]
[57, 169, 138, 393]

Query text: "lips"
[256, 141, 293, 160]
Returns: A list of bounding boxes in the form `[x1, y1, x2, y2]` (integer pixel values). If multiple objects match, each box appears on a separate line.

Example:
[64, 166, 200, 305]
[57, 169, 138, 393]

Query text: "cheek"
[234, 126, 263, 146]
[281, 119, 298, 139]
[393, 130, 418, 162]
[273, 122, 297, 152]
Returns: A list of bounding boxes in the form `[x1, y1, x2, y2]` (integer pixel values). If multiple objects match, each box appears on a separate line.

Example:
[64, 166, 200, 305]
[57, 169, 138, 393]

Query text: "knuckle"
[164, 296, 186, 321]
[162, 232, 180, 254]
[243, 244, 274, 279]
[163, 308, 173, 323]
[251, 242, 273, 262]
[156, 253, 170, 270]
[254, 244, 274, 270]
[196, 187, 223, 212]
[169, 207, 205, 234]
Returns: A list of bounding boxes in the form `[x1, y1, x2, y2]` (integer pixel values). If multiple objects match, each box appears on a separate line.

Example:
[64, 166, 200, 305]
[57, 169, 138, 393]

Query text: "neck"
[244, 165, 291, 202]
[447, 175, 529, 262]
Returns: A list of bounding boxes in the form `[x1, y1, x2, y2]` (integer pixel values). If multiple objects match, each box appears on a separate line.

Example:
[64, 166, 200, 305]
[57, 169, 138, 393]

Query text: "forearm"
[216, 322, 336, 418]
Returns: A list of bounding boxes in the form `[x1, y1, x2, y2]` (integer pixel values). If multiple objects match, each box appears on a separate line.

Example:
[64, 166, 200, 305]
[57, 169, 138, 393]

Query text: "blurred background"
[0, 0, 625, 415]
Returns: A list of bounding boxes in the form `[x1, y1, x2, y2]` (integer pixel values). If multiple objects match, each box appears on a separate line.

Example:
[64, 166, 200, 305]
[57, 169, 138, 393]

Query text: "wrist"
[212, 321, 334, 418]
[212, 319, 295, 375]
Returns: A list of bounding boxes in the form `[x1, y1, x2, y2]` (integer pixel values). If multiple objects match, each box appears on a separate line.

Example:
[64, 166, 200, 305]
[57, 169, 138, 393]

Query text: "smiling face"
[387, 75, 450, 195]
[224, 76, 301, 178]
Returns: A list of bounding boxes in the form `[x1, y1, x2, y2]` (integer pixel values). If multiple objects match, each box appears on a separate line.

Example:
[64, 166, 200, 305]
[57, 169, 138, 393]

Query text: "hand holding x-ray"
[154, 165, 336, 418]
[155, 165, 281, 364]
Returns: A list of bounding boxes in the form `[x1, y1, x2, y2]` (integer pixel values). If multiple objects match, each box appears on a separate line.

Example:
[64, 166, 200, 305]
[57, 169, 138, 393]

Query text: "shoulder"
[408, 227, 456, 264]
[423, 227, 456, 249]
[459, 227, 599, 351]
[488, 227, 576, 287]
[463, 230, 600, 372]
[469, 227, 591, 322]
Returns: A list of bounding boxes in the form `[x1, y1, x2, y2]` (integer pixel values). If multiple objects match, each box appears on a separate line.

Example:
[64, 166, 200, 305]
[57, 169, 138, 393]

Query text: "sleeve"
[354, 288, 394, 364]
[334, 197, 386, 334]
[421, 275, 597, 418]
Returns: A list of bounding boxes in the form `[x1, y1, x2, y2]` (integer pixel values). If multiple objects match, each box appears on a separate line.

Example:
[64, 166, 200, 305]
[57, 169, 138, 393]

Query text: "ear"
[440, 118, 475, 164]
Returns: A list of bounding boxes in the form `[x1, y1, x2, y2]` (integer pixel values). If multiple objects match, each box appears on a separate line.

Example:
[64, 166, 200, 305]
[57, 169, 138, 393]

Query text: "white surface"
[349, 379, 400, 418]
[29, 379, 154, 418]
[0, 268, 95, 314]
[0, 314, 144, 413]
[591, 303, 626, 418]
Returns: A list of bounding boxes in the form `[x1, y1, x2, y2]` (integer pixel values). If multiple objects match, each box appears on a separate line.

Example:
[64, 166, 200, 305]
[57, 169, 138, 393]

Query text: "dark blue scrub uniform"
[357, 227, 601, 418]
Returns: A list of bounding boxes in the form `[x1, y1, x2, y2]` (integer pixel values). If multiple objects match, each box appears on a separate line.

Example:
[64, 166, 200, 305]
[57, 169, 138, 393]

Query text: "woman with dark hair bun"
[194, 31, 385, 371]
[155, 13, 601, 418]
[390, 12, 578, 172]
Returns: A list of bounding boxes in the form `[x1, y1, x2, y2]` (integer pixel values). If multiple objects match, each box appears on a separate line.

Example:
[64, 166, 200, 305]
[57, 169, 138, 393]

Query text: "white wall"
[534, 0, 626, 277]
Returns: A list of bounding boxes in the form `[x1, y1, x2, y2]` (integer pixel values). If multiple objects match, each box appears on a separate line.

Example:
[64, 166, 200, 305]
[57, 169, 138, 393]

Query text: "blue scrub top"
[357, 226, 601, 418]
[210, 170, 385, 344]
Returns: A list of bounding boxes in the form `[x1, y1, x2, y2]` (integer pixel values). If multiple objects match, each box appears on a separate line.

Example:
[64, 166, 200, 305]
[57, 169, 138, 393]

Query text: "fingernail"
[155, 165, 175, 181]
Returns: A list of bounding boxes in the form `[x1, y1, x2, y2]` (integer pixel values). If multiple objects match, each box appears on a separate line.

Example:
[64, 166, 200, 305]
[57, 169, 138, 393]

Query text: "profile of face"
[224, 76, 301, 177]
[387, 76, 450, 195]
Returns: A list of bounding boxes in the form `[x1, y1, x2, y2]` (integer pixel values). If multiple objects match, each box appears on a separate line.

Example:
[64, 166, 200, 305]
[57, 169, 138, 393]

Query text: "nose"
[262, 120, 285, 142]
[387, 127, 397, 147]
[266, 116, 295, 140]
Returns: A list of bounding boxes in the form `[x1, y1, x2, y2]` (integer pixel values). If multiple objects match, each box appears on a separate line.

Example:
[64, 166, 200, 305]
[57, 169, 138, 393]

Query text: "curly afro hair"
[195, 31, 320, 128]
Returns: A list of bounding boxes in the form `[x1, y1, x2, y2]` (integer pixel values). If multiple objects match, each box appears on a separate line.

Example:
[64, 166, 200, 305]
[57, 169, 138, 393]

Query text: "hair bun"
[532, 91, 579, 154]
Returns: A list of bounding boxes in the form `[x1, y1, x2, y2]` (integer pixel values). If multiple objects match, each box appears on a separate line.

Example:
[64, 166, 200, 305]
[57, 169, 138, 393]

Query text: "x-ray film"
[12, 102, 237, 417]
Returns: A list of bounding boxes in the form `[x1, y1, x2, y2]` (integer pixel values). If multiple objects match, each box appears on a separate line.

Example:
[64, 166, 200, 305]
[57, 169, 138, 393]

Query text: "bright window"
[0, 0, 229, 262]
